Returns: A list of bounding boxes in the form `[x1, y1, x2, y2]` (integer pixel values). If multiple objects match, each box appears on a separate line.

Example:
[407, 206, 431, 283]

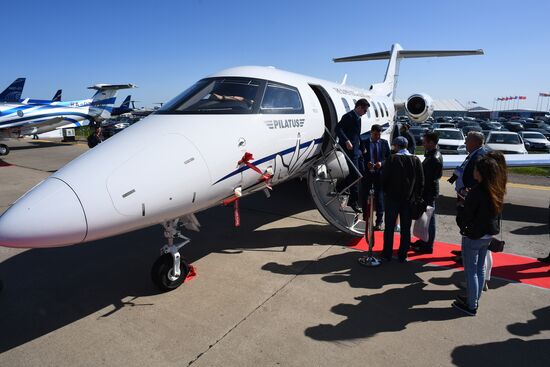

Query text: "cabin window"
[260, 83, 304, 114]
[372, 102, 379, 118]
[366, 102, 371, 118]
[377, 102, 385, 117]
[383, 102, 390, 117]
[341, 98, 351, 112]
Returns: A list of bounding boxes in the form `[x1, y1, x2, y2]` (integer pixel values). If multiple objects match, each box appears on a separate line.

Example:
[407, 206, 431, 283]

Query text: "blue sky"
[2, 0, 550, 110]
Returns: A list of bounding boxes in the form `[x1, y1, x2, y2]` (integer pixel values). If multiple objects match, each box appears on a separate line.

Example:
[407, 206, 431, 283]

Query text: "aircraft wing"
[438, 153, 550, 170]
[22, 117, 65, 129]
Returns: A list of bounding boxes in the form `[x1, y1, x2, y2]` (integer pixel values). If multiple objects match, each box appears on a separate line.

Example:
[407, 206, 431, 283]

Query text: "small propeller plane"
[1, 44, 548, 291]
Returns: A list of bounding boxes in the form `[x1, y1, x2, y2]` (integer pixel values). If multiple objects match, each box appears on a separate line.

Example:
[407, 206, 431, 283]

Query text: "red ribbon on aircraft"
[222, 152, 274, 227]
[238, 152, 273, 187]
[234, 199, 241, 227]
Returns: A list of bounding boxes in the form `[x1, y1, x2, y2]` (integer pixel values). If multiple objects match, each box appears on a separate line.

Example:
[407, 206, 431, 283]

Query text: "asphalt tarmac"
[0, 138, 549, 367]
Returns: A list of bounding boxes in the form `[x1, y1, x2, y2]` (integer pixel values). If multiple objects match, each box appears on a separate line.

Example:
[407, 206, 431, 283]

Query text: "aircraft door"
[309, 84, 338, 152]
[307, 84, 365, 237]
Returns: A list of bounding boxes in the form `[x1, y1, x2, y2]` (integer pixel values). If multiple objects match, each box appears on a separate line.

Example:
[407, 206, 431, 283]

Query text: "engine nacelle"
[405, 93, 434, 123]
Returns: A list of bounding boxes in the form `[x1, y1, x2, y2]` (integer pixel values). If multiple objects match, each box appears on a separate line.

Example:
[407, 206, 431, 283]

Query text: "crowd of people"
[334, 99, 509, 316]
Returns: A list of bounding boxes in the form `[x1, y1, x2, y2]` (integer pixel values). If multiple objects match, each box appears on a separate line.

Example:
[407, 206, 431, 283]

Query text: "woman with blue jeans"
[454, 153, 506, 316]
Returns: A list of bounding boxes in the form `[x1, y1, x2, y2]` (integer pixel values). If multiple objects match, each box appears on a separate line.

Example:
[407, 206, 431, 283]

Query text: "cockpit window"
[260, 83, 303, 114]
[158, 77, 262, 114]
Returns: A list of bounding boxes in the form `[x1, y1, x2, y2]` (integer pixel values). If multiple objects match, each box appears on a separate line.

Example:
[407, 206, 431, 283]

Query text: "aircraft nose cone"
[0, 178, 87, 248]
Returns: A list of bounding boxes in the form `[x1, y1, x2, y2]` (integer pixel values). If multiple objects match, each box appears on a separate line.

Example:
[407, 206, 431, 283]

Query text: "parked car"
[102, 117, 140, 139]
[456, 121, 479, 129]
[461, 125, 482, 135]
[501, 121, 524, 132]
[525, 128, 550, 141]
[432, 122, 456, 129]
[434, 128, 464, 154]
[485, 131, 528, 154]
[409, 127, 429, 145]
[519, 131, 550, 151]
[478, 121, 502, 131]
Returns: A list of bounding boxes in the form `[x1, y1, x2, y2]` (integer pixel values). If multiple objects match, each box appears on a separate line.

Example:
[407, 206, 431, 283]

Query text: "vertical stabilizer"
[87, 84, 136, 118]
[382, 44, 403, 99]
[333, 44, 483, 100]
[52, 89, 62, 102]
[0, 78, 26, 102]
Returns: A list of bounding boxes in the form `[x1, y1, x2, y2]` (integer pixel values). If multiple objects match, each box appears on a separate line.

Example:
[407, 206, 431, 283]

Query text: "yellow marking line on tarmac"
[441, 176, 550, 191]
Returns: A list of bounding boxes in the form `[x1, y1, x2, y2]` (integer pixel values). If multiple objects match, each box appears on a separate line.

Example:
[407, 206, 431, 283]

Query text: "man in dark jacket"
[412, 131, 443, 254]
[381, 136, 424, 262]
[453, 131, 487, 200]
[400, 123, 416, 155]
[362, 124, 391, 229]
[87, 125, 103, 148]
[335, 98, 370, 212]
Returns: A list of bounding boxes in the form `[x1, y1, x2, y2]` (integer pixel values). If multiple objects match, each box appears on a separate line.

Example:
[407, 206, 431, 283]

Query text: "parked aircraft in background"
[22, 89, 63, 105]
[0, 78, 25, 103]
[1, 44, 547, 292]
[0, 84, 135, 155]
[110, 95, 134, 116]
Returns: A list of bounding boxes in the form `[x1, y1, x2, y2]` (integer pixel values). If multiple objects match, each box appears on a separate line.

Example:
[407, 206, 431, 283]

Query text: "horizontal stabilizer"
[88, 83, 137, 91]
[333, 49, 484, 63]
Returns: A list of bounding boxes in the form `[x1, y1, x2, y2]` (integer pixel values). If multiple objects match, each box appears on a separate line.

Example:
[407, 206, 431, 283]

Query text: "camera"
[447, 174, 458, 184]
[488, 238, 505, 252]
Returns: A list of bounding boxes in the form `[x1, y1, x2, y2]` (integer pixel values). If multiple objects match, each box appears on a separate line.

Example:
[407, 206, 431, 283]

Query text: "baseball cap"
[392, 136, 408, 148]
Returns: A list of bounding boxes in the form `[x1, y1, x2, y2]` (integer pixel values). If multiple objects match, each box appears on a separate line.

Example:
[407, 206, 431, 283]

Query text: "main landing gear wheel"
[151, 253, 190, 291]
[0, 144, 9, 156]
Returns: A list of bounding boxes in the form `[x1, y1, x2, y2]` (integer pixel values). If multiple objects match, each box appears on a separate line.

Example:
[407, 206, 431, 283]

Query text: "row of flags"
[539, 92, 550, 97]
[497, 96, 526, 101]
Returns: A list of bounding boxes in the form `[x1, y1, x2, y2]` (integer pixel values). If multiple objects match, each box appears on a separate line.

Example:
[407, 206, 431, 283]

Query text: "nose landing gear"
[151, 218, 195, 291]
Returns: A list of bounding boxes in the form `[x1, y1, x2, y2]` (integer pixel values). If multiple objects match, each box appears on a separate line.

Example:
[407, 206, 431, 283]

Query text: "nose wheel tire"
[0, 144, 9, 156]
[151, 253, 190, 291]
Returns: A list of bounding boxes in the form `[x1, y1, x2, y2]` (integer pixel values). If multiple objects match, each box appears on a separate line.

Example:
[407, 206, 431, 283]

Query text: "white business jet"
[0, 44, 530, 291]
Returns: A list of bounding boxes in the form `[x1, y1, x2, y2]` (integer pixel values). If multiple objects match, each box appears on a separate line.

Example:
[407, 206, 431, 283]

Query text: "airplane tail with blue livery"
[88, 84, 136, 120]
[111, 95, 134, 116]
[0, 83, 135, 152]
[0, 78, 26, 103]
[51, 89, 62, 102]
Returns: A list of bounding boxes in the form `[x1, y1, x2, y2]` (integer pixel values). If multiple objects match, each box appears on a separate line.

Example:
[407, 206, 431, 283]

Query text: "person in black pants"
[412, 131, 443, 253]
[381, 136, 424, 262]
[335, 98, 370, 213]
[362, 124, 391, 230]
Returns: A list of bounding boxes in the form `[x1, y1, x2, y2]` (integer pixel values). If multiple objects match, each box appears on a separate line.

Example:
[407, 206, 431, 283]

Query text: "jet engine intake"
[405, 93, 434, 123]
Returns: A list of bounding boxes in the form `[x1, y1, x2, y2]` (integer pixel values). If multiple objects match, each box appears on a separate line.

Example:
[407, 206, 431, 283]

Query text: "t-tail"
[0, 78, 26, 103]
[333, 43, 484, 100]
[51, 89, 62, 102]
[88, 84, 136, 119]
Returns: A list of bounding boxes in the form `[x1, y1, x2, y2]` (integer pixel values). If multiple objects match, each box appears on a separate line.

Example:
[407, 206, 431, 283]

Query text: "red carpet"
[349, 232, 550, 290]
[0, 160, 12, 167]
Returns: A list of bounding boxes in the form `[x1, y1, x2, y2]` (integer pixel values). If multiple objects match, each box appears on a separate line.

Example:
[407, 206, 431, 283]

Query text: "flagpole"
[546, 95, 550, 112]
[536, 95, 540, 111]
